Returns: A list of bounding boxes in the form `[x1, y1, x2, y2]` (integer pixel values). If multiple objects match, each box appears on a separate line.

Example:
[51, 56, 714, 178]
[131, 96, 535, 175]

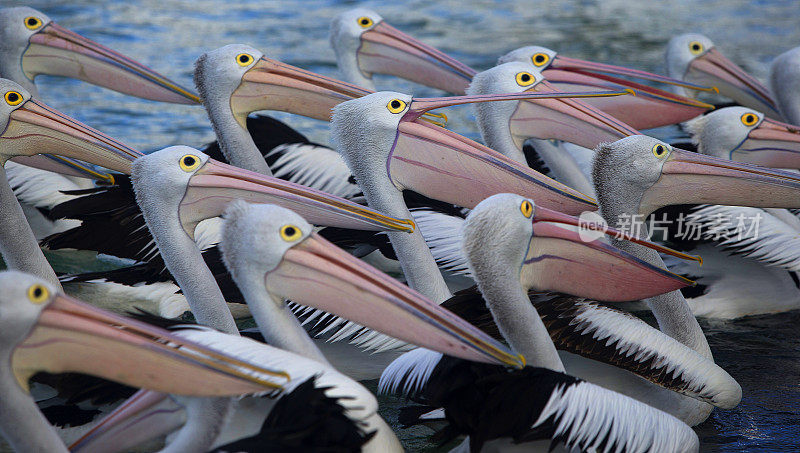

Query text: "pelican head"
[0, 78, 141, 181]
[468, 61, 637, 162]
[0, 6, 198, 104]
[330, 8, 475, 93]
[331, 90, 626, 215]
[770, 46, 800, 124]
[498, 45, 714, 129]
[685, 107, 800, 168]
[593, 135, 800, 219]
[665, 33, 778, 117]
[0, 270, 289, 398]
[219, 200, 523, 367]
[196, 44, 370, 126]
[131, 145, 415, 238]
[463, 193, 694, 302]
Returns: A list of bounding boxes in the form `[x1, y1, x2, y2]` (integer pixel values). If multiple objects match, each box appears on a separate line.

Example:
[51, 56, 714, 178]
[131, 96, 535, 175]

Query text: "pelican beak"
[542, 57, 715, 129]
[521, 205, 697, 301]
[12, 293, 289, 396]
[231, 56, 372, 125]
[22, 22, 199, 104]
[685, 48, 780, 118]
[507, 79, 640, 149]
[0, 98, 142, 182]
[181, 159, 415, 237]
[390, 91, 636, 215]
[735, 118, 800, 168]
[267, 232, 524, 367]
[69, 390, 183, 453]
[357, 21, 476, 94]
[640, 147, 800, 214]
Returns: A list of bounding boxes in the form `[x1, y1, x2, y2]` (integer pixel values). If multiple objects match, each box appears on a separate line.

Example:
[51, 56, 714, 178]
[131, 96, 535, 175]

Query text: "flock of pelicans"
[1, 4, 800, 453]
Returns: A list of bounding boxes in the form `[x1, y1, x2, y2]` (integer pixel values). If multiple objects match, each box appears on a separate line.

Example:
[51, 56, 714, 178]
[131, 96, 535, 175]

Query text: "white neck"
[0, 166, 60, 289]
[598, 190, 711, 358]
[201, 91, 273, 176]
[160, 397, 230, 453]
[0, 364, 67, 452]
[477, 270, 564, 371]
[0, 55, 38, 97]
[472, 99, 527, 164]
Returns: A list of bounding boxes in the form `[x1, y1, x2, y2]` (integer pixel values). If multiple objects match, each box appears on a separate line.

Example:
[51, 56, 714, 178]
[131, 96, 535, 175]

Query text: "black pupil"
[391, 100, 401, 109]
[656, 146, 663, 153]
[361, 19, 369, 25]
[535, 55, 544, 63]
[692, 44, 700, 51]
[33, 287, 42, 298]
[7, 92, 18, 102]
[746, 115, 754, 123]
[285, 226, 296, 236]
[239, 55, 249, 63]
[521, 73, 531, 82]
[27, 18, 37, 26]
[183, 156, 195, 166]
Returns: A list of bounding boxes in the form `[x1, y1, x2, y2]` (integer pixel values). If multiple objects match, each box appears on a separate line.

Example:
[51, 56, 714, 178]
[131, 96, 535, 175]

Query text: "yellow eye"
[515, 71, 536, 87]
[740, 112, 759, 127]
[235, 53, 254, 67]
[652, 143, 670, 158]
[27, 284, 49, 304]
[24, 16, 43, 30]
[4, 91, 23, 106]
[357, 16, 374, 28]
[689, 41, 704, 55]
[531, 52, 550, 67]
[386, 98, 407, 114]
[280, 224, 303, 242]
[520, 200, 533, 218]
[179, 154, 201, 172]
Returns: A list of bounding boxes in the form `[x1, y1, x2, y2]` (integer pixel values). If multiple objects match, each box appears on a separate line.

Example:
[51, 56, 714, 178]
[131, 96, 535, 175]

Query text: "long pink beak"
[266, 233, 524, 367]
[357, 21, 476, 94]
[180, 159, 416, 236]
[686, 47, 780, 118]
[22, 22, 199, 104]
[1, 98, 142, 182]
[735, 117, 800, 168]
[389, 91, 637, 215]
[12, 293, 288, 395]
[640, 147, 800, 215]
[522, 205, 697, 301]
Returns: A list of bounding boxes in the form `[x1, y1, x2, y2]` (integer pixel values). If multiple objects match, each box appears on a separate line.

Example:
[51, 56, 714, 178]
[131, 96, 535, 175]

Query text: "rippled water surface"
[4, 0, 800, 451]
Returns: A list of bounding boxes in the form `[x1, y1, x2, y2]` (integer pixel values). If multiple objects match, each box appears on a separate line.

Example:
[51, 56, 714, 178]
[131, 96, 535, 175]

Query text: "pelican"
[70, 200, 521, 452]
[330, 7, 713, 129]
[770, 46, 800, 124]
[380, 194, 703, 452]
[651, 107, 800, 318]
[0, 270, 297, 453]
[665, 33, 780, 118]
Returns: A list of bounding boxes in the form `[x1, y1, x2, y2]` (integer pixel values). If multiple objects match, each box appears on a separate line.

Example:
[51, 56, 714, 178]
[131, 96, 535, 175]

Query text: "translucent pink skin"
[686, 47, 780, 118]
[736, 118, 800, 168]
[525, 205, 696, 301]
[23, 22, 200, 104]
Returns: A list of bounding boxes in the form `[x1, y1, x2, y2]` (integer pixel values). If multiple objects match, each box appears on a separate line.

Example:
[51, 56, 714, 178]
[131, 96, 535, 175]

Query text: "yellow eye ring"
[280, 224, 303, 242]
[386, 98, 407, 114]
[740, 112, 759, 127]
[357, 16, 374, 28]
[652, 143, 670, 158]
[4, 91, 23, 106]
[515, 71, 536, 87]
[27, 284, 49, 304]
[179, 154, 201, 172]
[235, 53, 254, 67]
[689, 41, 704, 55]
[531, 52, 550, 67]
[24, 16, 43, 30]
[520, 200, 533, 218]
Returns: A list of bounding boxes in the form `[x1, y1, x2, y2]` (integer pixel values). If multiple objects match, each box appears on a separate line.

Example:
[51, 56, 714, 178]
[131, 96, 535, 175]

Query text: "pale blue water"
[5, 0, 800, 451]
